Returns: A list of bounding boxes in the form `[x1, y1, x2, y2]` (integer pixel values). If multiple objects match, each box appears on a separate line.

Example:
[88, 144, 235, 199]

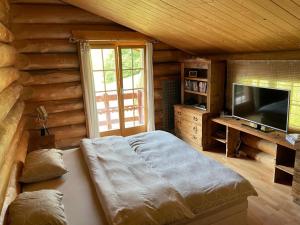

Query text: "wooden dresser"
[174, 105, 209, 150]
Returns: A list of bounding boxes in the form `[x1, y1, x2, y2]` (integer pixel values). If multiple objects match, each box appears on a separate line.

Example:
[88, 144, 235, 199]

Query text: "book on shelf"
[198, 81, 207, 93]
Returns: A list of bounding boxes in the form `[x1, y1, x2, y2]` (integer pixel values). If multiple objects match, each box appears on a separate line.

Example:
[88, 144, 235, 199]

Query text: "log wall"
[0, 0, 28, 214]
[11, 0, 185, 149]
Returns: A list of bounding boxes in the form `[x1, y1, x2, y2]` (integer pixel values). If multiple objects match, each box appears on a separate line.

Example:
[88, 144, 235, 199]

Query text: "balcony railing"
[95, 90, 144, 130]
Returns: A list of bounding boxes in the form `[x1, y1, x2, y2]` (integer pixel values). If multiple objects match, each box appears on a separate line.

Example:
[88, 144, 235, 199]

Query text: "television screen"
[232, 84, 290, 132]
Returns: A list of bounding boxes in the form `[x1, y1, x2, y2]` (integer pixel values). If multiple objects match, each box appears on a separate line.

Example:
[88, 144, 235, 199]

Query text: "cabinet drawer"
[180, 120, 202, 136]
[175, 108, 182, 117]
[182, 111, 202, 125]
[181, 133, 202, 147]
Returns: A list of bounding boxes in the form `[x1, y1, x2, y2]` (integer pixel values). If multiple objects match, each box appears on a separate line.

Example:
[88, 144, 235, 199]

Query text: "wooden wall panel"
[14, 39, 77, 53]
[0, 22, 14, 43]
[227, 60, 300, 133]
[11, 1, 184, 148]
[12, 24, 129, 40]
[0, 0, 27, 212]
[11, 4, 114, 24]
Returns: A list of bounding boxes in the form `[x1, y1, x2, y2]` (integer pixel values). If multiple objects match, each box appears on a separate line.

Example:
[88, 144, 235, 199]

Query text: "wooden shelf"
[184, 77, 208, 82]
[184, 90, 207, 96]
[276, 165, 294, 175]
[212, 136, 227, 144]
[212, 117, 296, 150]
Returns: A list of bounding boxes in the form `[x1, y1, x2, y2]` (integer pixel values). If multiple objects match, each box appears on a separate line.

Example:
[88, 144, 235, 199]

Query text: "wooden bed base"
[0, 150, 248, 225]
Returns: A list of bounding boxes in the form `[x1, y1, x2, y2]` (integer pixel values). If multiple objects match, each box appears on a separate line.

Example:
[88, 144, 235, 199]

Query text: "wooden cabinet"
[175, 58, 225, 149]
[174, 105, 209, 150]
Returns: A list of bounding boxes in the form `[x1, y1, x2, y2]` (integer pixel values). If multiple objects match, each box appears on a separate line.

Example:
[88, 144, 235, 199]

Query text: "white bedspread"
[81, 131, 257, 225]
[81, 136, 194, 225]
[126, 131, 257, 215]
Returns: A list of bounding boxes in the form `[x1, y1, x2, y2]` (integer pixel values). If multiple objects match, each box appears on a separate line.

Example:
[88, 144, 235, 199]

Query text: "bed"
[21, 130, 256, 225]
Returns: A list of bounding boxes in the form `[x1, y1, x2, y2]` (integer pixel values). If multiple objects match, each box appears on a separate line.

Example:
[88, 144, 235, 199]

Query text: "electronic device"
[232, 83, 290, 132]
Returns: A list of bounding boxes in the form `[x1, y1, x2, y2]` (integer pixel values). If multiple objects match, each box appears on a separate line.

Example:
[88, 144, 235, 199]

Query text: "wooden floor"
[200, 148, 300, 225]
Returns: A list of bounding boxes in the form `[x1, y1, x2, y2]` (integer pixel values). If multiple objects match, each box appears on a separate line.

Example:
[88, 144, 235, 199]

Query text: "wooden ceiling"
[63, 0, 300, 54]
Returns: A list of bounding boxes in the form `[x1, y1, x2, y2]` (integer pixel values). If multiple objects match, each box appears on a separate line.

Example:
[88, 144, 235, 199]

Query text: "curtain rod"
[69, 37, 158, 44]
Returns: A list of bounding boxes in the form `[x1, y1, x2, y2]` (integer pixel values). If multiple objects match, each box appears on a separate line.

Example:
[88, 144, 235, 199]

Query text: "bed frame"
[0, 151, 249, 225]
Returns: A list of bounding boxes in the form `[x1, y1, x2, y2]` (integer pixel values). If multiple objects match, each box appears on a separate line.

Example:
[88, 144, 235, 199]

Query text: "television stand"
[241, 122, 275, 133]
[208, 117, 300, 204]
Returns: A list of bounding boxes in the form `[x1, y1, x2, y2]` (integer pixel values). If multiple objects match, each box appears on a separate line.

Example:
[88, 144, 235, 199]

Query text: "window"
[90, 44, 147, 136]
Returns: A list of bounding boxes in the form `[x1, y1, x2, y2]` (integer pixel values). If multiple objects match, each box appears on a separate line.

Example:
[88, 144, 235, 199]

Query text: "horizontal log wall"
[0, 0, 28, 213]
[11, 0, 184, 148]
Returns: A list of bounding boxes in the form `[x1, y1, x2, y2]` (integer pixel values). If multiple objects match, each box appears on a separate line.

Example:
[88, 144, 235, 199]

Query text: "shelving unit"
[209, 117, 297, 185]
[180, 58, 225, 112]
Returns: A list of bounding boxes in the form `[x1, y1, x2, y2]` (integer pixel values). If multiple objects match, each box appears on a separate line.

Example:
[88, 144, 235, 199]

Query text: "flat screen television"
[232, 84, 290, 132]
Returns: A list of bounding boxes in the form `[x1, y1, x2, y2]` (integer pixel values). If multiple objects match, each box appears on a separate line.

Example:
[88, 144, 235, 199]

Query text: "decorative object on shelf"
[36, 106, 50, 136]
[188, 70, 198, 78]
[193, 103, 207, 111]
[185, 80, 192, 91]
[286, 133, 300, 145]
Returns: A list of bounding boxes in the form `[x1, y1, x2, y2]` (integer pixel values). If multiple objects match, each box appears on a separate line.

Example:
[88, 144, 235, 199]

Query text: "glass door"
[90, 44, 147, 136]
[119, 46, 147, 136]
[90, 47, 121, 136]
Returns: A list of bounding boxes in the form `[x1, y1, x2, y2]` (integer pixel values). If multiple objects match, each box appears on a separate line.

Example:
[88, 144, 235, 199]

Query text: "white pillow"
[8, 190, 68, 225]
[20, 149, 68, 183]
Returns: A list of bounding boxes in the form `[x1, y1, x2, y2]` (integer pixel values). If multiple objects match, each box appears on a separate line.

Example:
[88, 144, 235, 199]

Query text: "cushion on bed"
[8, 190, 68, 225]
[19, 149, 68, 183]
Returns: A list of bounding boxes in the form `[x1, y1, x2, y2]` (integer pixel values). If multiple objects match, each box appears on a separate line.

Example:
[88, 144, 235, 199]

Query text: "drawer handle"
[192, 135, 197, 140]
[193, 126, 197, 131]
[193, 116, 198, 121]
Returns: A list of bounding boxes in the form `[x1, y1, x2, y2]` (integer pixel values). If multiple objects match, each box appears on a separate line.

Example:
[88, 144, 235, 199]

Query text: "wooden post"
[226, 126, 240, 157]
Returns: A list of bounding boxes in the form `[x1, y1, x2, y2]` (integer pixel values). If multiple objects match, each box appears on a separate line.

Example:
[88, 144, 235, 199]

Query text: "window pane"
[93, 71, 105, 92]
[91, 49, 103, 70]
[121, 48, 132, 69]
[96, 91, 120, 132]
[132, 48, 144, 68]
[133, 69, 144, 89]
[122, 70, 133, 90]
[123, 90, 134, 108]
[124, 105, 134, 128]
[105, 71, 117, 91]
[103, 49, 116, 70]
[95, 92, 105, 110]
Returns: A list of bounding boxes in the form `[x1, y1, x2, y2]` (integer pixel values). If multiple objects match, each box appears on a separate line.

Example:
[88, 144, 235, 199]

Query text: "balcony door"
[90, 44, 147, 137]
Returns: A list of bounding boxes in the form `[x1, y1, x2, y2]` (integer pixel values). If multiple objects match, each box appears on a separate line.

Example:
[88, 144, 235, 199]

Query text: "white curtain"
[146, 43, 155, 131]
[79, 41, 100, 138]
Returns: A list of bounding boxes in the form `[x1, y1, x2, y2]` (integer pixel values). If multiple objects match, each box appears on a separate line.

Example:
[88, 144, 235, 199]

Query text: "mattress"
[23, 149, 108, 225]
[22, 148, 249, 225]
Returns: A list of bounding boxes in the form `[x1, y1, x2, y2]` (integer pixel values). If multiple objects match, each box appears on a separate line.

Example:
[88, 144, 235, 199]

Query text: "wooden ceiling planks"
[63, 0, 300, 54]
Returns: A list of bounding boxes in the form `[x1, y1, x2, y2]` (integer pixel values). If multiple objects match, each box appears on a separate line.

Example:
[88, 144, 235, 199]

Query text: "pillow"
[19, 149, 68, 183]
[8, 190, 68, 225]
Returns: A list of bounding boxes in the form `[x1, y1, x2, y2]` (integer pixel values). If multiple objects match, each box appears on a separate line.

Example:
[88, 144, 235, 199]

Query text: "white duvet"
[81, 131, 257, 225]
